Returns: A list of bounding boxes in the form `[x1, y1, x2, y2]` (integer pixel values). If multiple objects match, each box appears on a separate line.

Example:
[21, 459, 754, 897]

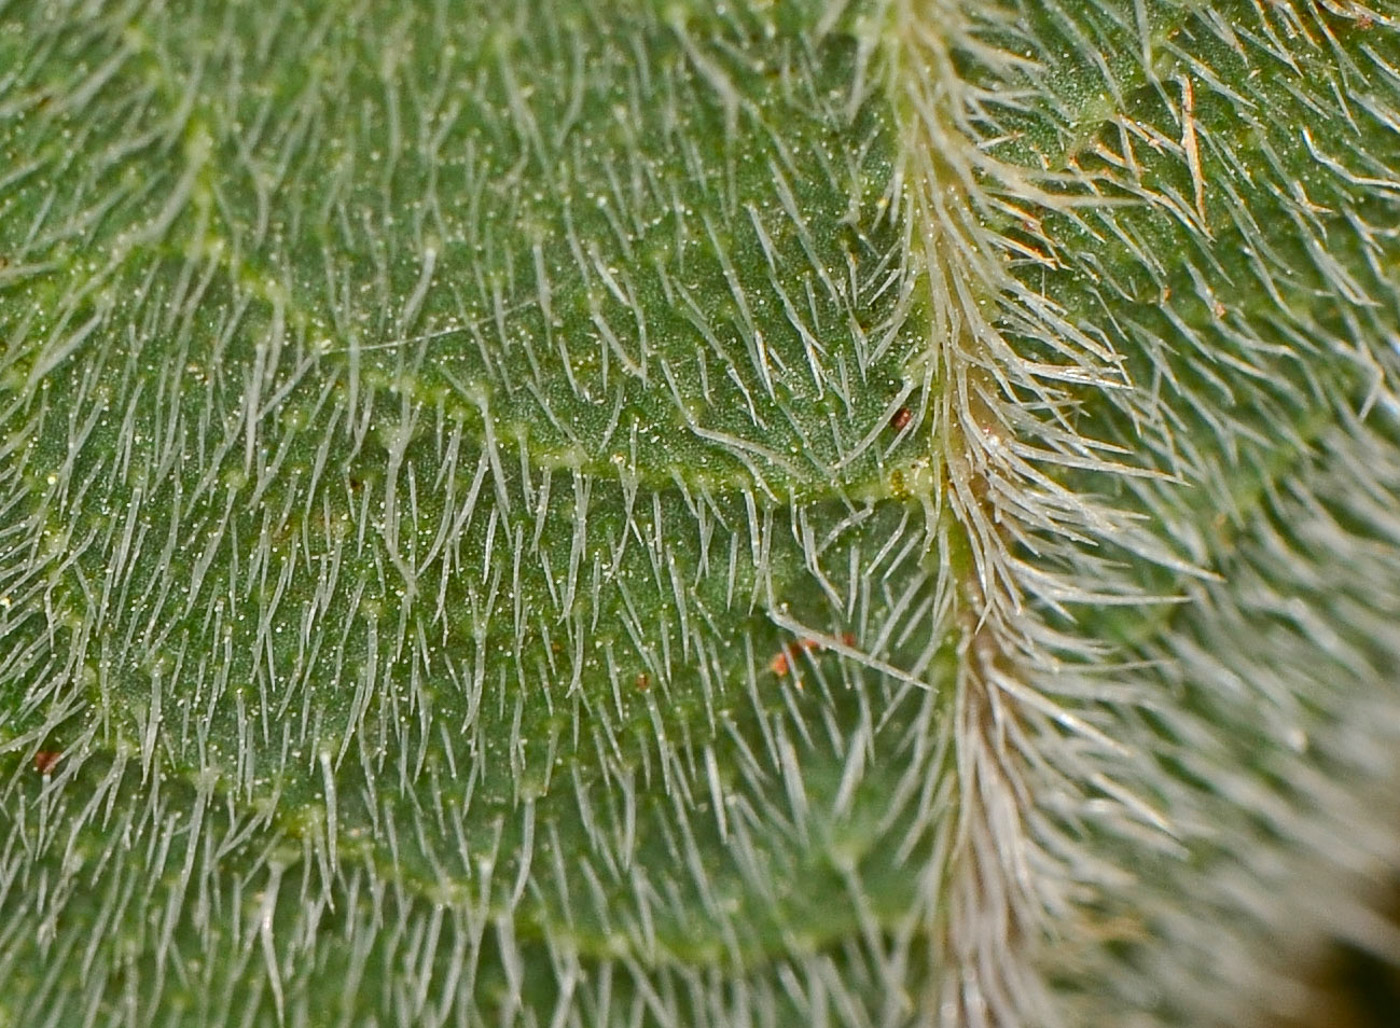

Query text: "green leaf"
[3, 0, 1400, 1025]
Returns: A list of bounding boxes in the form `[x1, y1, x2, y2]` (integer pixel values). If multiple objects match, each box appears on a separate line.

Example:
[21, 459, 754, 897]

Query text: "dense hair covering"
[2, 1, 1400, 1025]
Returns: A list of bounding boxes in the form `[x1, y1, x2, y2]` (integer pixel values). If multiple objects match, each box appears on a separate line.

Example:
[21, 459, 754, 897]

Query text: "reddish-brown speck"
[890, 407, 912, 431]
[34, 751, 61, 775]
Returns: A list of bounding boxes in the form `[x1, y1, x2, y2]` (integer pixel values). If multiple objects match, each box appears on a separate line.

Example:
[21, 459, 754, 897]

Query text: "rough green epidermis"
[2, 0, 911, 493]
[971, 2, 1400, 587]
[0, 0, 948, 1016]
[6, 0, 1400, 1023]
[965, 7, 1400, 1013]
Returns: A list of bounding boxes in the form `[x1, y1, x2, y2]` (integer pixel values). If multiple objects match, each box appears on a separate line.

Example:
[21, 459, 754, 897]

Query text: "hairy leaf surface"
[3, 0, 1400, 1026]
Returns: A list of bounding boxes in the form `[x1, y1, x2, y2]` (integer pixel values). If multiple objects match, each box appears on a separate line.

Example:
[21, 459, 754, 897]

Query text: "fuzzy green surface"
[1, 2, 945, 1024]
[3, 0, 1400, 1026]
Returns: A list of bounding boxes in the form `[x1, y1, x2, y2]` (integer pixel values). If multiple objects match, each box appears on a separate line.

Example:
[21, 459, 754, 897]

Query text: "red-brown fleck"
[772, 633, 857, 676]
[890, 407, 912, 431]
[635, 673, 650, 692]
[34, 751, 61, 774]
